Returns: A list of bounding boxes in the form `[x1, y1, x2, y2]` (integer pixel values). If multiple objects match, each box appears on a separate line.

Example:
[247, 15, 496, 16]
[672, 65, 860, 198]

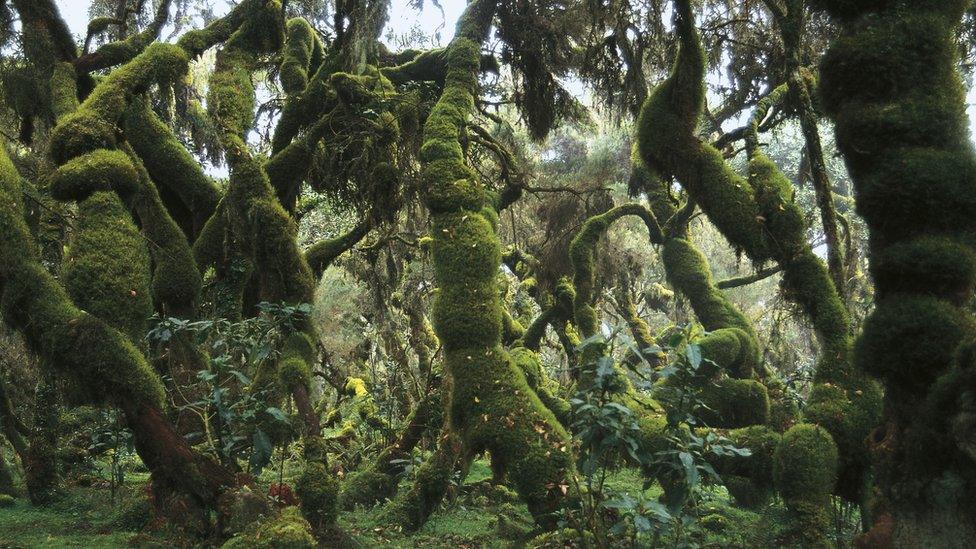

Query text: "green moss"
[857, 296, 971, 389]
[44, 38, 202, 328]
[124, 95, 220, 237]
[0, 494, 14, 508]
[872, 236, 976, 300]
[222, 506, 316, 549]
[202, 3, 316, 315]
[340, 391, 443, 509]
[502, 309, 525, 345]
[63, 191, 153, 341]
[569, 203, 663, 340]
[748, 154, 807, 257]
[638, 4, 885, 524]
[340, 470, 393, 509]
[277, 332, 315, 390]
[50, 61, 79, 120]
[710, 425, 780, 508]
[294, 459, 339, 532]
[528, 528, 595, 548]
[519, 305, 556, 352]
[661, 238, 759, 377]
[511, 347, 571, 425]
[697, 379, 770, 429]
[774, 424, 838, 546]
[765, 377, 801, 433]
[305, 221, 371, 277]
[416, 13, 575, 528]
[176, 0, 266, 56]
[270, 65, 340, 155]
[192, 200, 228, 270]
[802, 378, 882, 501]
[386, 430, 464, 532]
[51, 43, 189, 164]
[49, 149, 139, 202]
[126, 146, 202, 316]
[281, 18, 317, 94]
[0, 145, 165, 410]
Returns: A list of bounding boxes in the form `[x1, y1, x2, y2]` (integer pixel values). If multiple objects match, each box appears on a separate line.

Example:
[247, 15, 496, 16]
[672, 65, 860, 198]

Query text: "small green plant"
[560, 326, 750, 548]
[146, 302, 311, 475]
[87, 409, 134, 503]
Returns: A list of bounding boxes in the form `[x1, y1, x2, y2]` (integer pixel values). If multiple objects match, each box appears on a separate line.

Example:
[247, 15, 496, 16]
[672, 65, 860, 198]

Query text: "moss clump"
[222, 506, 316, 549]
[339, 470, 392, 509]
[277, 332, 316, 390]
[871, 236, 976, 301]
[696, 379, 770, 429]
[773, 424, 838, 546]
[46, 37, 199, 336]
[63, 191, 154, 341]
[49, 149, 140, 202]
[717, 426, 781, 508]
[280, 18, 318, 95]
[520, 305, 556, 352]
[660, 237, 759, 377]
[203, 1, 315, 313]
[528, 528, 596, 548]
[857, 296, 972, 390]
[294, 459, 338, 532]
[818, 6, 976, 523]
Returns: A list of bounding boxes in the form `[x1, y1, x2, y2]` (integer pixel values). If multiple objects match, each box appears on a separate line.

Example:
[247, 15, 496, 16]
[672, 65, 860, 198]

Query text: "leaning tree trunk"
[3, 0, 291, 530]
[0, 116, 234, 532]
[813, 0, 976, 545]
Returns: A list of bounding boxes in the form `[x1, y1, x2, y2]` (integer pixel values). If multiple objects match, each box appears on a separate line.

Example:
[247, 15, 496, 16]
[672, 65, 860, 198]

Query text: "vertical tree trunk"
[124, 400, 234, 534]
[415, 0, 575, 530]
[815, 1, 976, 545]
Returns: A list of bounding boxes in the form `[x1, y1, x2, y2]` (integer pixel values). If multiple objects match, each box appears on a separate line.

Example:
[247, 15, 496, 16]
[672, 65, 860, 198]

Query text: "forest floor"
[0, 456, 850, 548]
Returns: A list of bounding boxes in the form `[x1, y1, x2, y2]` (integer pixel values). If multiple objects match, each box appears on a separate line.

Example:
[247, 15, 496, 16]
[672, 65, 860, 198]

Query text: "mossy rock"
[221, 506, 316, 549]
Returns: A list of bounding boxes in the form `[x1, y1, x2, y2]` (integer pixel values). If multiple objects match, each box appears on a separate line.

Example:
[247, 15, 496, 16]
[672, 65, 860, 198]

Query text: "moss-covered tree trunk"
[2, 0, 293, 528]
[814, 0, 976, 545]
[411, 0, 573, 529]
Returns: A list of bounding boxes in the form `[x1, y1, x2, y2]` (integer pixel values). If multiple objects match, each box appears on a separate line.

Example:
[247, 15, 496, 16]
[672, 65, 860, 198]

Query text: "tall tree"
[814, 0, 976, 544]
